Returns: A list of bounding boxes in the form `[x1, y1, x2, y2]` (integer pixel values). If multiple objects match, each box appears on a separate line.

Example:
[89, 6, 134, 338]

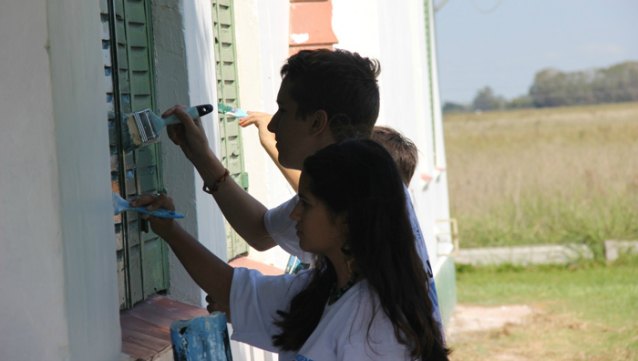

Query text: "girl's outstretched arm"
[132, 194, 234, 314]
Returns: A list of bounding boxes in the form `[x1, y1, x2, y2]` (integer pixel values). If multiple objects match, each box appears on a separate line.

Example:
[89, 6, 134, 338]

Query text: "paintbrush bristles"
[122, 104, 213, 151]
[127, 109, 159, 146]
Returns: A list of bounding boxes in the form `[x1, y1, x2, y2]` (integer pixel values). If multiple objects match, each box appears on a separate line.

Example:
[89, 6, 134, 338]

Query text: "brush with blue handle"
[123, 104, 213, 151]
[112, 192, 184, 219]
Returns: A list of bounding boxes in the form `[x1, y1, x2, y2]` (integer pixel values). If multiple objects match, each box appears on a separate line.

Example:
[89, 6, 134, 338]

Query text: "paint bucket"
[170, 312, 233, 361]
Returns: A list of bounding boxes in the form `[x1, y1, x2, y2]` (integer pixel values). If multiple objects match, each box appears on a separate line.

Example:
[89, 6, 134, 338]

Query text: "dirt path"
[446, 303, 635, 361]
[447, 304, 534, 337]
[447, 304, 535, 361]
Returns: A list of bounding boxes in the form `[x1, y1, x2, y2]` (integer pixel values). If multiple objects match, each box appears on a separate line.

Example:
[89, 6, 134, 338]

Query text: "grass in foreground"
[449, 256, 638, 361]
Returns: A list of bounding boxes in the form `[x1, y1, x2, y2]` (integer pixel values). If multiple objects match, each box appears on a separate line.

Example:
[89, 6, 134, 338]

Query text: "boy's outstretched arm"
[163, 106, 276, 251]
[239, 111, 300, 192]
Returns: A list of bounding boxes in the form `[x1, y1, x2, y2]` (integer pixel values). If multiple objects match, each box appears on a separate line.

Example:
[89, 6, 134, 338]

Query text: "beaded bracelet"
[202, 169, 230, 194]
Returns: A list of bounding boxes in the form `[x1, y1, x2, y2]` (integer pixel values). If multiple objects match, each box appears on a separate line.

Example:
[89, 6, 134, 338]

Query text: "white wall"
[333, 0, 451, 266]
[153, 0, 229, 308]
[0, 0, 122, 360]
[0, 0, 232, 359]
[234, 0, 295, 269]
[231, 2, 292, 360]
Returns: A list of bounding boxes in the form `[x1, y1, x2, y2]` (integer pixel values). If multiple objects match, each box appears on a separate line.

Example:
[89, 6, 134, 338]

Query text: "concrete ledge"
[604, 240, 638, 261]
[454, 244, 593, 266]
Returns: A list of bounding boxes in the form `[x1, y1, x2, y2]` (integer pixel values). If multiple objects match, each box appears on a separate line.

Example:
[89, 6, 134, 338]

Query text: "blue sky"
[434, 0, 638, 103]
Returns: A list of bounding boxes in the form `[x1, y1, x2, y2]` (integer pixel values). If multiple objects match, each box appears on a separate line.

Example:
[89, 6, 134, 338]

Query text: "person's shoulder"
[336, 282, 412, 360]
[264, 194, 298, 233]
[266, 195, 299, 217]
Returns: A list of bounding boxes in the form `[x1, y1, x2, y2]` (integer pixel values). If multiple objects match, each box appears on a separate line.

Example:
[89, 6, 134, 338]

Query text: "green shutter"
[102, 0, 169, 309]
[212, 0, 250, 260]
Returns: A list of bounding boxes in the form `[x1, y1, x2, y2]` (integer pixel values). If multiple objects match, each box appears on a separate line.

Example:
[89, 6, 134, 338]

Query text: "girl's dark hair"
[273, 139, 450, 360]
[280, 49, 381, 141]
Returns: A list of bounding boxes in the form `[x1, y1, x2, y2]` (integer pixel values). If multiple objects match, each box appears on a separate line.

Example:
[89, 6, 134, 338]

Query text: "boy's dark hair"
[273, 139, 449, 361]
[371, 126, 418, 185]
[280, 49, 381, 141]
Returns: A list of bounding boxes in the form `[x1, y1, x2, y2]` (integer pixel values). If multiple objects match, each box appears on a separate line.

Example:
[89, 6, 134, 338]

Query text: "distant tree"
[529, 61, 638, 107]
[592, 61, 638, 102]
[506, 95, 533, 109]
[472, 86, 505, 111]
[529, 68, 567, 107]
[442, 101, 468, 113]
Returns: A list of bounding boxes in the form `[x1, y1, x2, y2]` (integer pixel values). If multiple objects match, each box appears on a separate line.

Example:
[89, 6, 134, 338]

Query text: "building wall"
[333, 0, 456, 327]
[332, 0, 452, 269]
[1, 0, 227, 359]
[235, 0, 296, 270]
[0, 1, 72, 359]
[0, 0, 122, 359]
[152, 0, 229, 308]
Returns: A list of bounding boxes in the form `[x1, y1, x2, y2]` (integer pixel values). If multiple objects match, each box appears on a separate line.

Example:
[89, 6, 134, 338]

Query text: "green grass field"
[444, 105, 638, 359]
[450, 256, 638, 361]
[444, 102, 638, 255]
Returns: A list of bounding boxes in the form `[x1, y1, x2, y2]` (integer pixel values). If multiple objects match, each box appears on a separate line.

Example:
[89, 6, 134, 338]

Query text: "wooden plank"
[121, 295, 210, 360]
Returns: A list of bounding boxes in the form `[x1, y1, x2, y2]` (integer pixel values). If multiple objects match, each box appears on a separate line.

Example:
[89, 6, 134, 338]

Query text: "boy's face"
[268, 79, 320, 170]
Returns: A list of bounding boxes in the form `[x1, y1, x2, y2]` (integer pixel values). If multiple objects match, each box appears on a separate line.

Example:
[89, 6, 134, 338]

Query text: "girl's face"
[289, 173, 347, 258]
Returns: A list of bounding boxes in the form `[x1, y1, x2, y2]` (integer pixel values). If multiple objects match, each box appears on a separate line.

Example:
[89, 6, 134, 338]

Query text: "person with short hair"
[370, 125, 418, 186]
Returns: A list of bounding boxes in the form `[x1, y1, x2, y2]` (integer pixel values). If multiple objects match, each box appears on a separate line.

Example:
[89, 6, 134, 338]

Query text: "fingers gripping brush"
[217, 102, 247, 118]
[124, 104, 214, 150]
[112, 192, 184, 219]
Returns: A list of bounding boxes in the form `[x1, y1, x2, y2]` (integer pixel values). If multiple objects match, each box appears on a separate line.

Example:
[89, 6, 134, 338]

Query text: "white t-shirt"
[264, 190, 443, 327]
[230, 267, 413, 361]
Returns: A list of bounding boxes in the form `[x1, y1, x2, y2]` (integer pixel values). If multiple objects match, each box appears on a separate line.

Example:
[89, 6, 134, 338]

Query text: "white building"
[0, 0, 455, 360]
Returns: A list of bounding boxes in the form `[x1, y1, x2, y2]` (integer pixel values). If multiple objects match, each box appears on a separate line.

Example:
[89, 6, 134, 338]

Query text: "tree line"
[443, 61, 638, 113]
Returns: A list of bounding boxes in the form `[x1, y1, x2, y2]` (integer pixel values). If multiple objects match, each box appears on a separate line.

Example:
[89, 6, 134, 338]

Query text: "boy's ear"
[309, 110, 329, 135]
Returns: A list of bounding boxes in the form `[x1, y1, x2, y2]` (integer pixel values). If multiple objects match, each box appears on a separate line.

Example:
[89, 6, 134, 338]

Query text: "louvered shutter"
[101, 0, 169, 309]
[212, 0, 250, 260]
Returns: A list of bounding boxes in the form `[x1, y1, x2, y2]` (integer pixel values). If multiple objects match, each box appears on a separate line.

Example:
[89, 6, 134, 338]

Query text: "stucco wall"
[1, 0, 236, 358]
[0, 1, 71, 359]
[234, 0, 295, 269]
[0, 0, 122, 360]
[332, 0, 452, 267]
[152, 0, 229, 308]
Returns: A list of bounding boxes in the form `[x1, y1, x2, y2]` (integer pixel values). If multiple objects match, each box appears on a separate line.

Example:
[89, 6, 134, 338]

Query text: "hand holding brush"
[163, 105, 217, 167]
[161, 104, 232, 196]
[112, 192, 184, 219]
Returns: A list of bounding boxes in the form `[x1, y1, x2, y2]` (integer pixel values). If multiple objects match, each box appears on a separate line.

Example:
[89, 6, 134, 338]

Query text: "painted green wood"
[128, 244, 143, 304]
[117, 254, 126, 307]
[434, 256, 457, 328]
[212, 0, 249, 260]
[124, 0, 168, 305]
[104, 0, 169, 309]
[142, 238, 168, 297]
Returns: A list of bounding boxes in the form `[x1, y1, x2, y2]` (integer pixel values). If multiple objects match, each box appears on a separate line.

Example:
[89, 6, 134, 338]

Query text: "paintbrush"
[123, 104, 214, 151]
[112, 192, 184, 219]
[217, 102, 247, 118]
